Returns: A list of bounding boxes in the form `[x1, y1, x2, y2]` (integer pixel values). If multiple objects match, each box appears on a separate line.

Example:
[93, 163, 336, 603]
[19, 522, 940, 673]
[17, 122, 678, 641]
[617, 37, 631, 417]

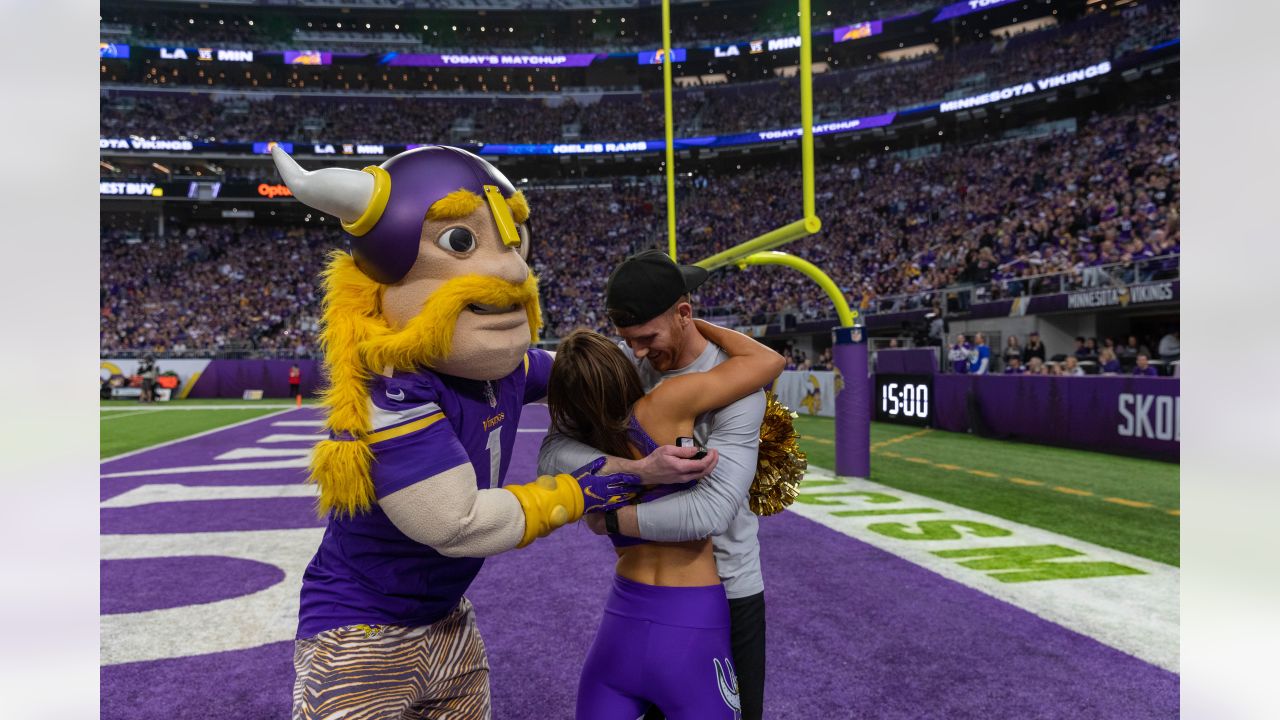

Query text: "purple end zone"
[103, 498, 324, 534]
[100, 407, 322, 502]
[102, 557, 285, 614]
[103, 641, 295, 717]
[101, 403, 1177, 719]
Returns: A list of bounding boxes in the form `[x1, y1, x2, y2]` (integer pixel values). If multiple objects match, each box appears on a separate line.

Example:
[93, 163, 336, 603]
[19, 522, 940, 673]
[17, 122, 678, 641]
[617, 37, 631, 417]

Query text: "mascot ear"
[272, 145, 376, 225]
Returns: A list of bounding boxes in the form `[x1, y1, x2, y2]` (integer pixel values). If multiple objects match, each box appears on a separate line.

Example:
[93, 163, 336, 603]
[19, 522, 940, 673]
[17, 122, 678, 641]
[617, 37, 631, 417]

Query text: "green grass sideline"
[100, 406, 293, 458]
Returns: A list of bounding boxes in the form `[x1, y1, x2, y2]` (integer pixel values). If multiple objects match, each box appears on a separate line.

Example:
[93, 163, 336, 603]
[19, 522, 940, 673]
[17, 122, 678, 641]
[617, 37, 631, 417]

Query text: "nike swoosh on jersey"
[385, 389, 405, 401]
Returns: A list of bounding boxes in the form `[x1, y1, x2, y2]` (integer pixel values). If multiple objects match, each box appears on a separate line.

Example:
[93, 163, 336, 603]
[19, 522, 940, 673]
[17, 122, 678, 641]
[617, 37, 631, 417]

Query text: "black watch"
[604, 509, 620, 535]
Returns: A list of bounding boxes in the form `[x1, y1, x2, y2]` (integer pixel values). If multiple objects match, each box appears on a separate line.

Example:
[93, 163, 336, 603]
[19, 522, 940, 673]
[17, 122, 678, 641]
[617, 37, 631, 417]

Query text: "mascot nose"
[494, 253, 531, 287]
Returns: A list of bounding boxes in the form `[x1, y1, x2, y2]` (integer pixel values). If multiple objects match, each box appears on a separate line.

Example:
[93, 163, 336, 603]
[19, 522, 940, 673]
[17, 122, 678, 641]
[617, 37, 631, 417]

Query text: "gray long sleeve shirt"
[537, 340, 766, 599]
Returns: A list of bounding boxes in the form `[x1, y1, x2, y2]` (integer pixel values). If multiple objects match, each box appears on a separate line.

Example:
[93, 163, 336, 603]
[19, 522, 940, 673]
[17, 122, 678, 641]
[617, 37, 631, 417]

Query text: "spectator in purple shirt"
[1003, 357, 1026, 374]
[1099, 348, 1122, 374]
[1073, 336, 1090, 358]
[949, 334, 971, 374]
[1133, 353, 1159, 377]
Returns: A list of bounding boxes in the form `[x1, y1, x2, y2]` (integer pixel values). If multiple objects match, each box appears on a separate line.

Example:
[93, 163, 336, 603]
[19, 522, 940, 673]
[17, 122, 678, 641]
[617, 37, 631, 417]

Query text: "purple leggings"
[577, 575, 740, 720]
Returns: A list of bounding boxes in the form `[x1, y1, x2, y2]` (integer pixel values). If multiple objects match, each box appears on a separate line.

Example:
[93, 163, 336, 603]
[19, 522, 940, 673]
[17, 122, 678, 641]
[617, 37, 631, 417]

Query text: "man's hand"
[613, 445, 719, 486]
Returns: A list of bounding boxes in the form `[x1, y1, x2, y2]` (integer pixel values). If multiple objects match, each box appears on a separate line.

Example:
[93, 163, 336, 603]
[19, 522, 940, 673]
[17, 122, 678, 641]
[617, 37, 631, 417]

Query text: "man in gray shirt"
[539, 250, 768, 719]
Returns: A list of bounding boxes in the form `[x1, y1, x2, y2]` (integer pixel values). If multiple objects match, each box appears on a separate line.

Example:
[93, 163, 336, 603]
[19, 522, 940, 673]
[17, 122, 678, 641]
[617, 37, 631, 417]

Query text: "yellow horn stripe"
[342, 165, 392, 237]
[484, 184, 520, 247]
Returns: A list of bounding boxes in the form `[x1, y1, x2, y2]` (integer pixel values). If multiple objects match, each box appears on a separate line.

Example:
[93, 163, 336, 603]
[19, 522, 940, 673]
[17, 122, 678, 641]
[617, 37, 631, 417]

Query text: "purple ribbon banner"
[383, 52, 604, 68]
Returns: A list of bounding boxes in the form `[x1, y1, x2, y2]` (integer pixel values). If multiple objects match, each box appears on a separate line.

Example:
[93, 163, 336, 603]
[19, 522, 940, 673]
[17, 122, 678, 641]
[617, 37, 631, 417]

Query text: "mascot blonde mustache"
[274, 145, 644, 719]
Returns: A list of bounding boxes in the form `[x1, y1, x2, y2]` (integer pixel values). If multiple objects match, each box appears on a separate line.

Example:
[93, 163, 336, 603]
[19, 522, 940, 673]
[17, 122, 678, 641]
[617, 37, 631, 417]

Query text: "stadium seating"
[100, 101, 1178, 354]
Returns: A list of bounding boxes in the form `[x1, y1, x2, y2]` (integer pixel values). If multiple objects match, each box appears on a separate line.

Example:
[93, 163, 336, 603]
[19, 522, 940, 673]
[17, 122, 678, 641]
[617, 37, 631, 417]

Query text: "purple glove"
[574, 456, 645, 513]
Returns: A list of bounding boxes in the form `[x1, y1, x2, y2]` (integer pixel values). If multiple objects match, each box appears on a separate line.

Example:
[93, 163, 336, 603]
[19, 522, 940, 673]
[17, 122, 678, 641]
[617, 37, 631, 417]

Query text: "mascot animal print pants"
[292, 597, 490, 719]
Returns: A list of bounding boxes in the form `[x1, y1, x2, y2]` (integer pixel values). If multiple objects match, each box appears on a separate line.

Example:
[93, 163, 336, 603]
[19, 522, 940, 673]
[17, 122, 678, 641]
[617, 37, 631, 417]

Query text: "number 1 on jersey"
[485, 427, 502, 488]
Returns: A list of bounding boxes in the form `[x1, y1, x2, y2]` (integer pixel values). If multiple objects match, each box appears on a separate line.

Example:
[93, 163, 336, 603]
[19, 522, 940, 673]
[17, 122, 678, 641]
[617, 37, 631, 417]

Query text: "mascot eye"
[437, 227, 476, 254]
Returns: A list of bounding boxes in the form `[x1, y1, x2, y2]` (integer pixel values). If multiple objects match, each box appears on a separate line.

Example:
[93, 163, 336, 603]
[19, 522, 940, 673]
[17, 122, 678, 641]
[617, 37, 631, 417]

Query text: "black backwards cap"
[605, 249, 710, 328]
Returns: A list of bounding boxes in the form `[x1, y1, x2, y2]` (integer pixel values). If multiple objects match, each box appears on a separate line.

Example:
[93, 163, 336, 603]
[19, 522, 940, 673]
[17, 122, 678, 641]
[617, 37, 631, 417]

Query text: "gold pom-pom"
[750, 392, 807, 516]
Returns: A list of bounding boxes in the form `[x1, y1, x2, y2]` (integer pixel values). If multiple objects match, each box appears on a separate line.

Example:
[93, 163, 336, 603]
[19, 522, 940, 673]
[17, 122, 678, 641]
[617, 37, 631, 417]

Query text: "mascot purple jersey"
[297, 350, 553, 638]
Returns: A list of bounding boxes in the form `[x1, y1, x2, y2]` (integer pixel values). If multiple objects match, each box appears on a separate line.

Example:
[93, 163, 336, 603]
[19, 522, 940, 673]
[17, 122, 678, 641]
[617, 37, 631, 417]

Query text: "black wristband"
[604, 509, 620, 535]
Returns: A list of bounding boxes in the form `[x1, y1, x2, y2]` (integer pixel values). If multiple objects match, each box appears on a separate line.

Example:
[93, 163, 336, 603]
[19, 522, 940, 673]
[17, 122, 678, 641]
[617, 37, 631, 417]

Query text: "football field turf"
[793, 415, 1180, 566]
[101, 400, 310, 458]
[100, 405, 1177, 718]
[101, 401, 1179, 566]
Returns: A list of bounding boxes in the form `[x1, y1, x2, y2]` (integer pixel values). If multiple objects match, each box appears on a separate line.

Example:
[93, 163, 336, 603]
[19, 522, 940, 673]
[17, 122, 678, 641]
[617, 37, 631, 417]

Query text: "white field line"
[258, 433, 323, 443]
[216, 447, 313, 461]
[100, 409, 162, 420]
[101, 457, 311, 479]
[791, 465, 1180, 673]
[101, 483, 317, 509]
[100, 408, 300, 463]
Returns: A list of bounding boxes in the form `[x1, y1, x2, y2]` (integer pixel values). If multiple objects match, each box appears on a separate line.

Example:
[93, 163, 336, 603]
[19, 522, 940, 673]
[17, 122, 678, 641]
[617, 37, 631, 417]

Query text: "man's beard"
[360, 272, 542, 373]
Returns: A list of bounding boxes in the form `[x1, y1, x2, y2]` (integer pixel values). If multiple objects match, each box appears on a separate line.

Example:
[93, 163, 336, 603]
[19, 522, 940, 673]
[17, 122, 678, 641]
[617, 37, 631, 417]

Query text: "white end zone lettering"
[788, 469, 1179, 672]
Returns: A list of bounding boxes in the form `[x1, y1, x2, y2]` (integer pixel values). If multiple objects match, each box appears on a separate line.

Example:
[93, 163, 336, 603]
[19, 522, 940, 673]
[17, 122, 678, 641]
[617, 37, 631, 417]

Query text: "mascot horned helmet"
[272, 144, 542, 516]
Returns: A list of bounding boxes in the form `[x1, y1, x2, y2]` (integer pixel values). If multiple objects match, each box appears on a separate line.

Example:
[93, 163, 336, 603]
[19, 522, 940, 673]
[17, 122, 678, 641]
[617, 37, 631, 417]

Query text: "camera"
[676, 436, 708, 460]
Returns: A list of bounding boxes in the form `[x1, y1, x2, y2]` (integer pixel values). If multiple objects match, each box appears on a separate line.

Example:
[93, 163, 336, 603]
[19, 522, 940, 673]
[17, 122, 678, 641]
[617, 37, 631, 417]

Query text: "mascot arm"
[379, 463, 610, 554]
[379, 464, 527, 558]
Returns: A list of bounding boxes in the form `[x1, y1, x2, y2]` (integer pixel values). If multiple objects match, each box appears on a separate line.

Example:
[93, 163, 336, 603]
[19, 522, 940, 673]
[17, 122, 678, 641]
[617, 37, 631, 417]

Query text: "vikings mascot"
[272, 145, 641, 719]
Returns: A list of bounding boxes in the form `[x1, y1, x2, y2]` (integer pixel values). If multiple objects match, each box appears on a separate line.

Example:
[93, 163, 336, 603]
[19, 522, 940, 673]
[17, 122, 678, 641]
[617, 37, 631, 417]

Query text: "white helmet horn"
[271, 145, 375, 225]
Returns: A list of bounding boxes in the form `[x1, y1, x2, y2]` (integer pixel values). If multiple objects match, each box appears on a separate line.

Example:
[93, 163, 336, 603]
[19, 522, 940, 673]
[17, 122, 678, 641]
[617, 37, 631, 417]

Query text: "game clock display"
[875, 374, 933, 427]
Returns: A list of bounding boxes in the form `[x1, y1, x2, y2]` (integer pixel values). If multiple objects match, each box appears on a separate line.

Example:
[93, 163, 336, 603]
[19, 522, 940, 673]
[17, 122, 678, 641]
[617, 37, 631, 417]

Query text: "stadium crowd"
[100, 0, 1177, 146]
[947, 328, 1179, 377]
[101, 99, 1178, 356]
[101, 222, 341, 356]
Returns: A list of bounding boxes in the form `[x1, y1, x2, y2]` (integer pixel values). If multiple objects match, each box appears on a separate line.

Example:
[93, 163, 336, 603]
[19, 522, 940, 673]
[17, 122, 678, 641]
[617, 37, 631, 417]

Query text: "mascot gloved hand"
[277, 144, 608, 718]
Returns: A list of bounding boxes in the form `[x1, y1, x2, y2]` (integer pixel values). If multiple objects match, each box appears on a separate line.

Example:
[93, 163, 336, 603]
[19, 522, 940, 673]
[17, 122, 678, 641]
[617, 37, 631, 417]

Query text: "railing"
[102, 347, 317, 360]
[862, 253, 1180, 316]
[696, 254, 1180, 330]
